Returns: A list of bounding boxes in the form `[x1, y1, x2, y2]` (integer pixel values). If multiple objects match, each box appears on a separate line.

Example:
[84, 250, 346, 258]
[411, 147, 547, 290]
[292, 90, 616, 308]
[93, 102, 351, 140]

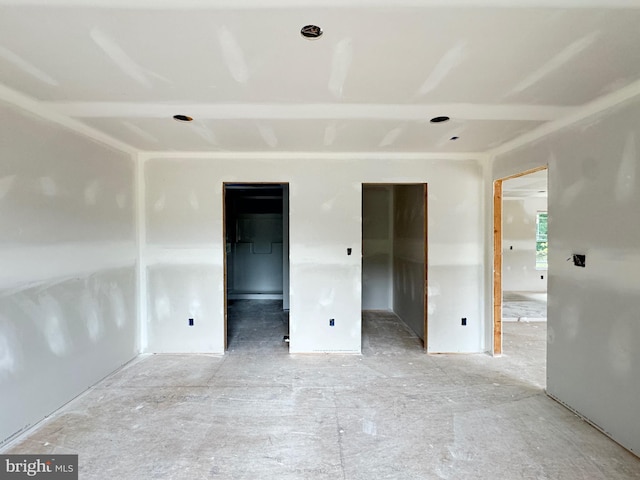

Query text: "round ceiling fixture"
[430, 116, 450, 123]
[173, 114, 193, 122]
[301, 25, 323, 39]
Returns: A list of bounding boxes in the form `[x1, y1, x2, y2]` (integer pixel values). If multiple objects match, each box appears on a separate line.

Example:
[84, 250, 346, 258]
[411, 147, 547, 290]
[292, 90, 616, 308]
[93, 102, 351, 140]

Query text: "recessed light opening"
[173, 114, 193, 122]
[450, 136, 459, 141]
[430, 116, 450, 123]
[301, 25, 323, 39]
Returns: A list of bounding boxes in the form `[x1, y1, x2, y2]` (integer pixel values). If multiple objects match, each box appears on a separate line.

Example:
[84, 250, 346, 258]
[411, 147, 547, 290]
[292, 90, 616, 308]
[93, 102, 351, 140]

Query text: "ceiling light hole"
[430, 116, 450, 123]
[173, 114, 193, 122]
[450, 136, 460, 141]
[301, 25, 323, 39]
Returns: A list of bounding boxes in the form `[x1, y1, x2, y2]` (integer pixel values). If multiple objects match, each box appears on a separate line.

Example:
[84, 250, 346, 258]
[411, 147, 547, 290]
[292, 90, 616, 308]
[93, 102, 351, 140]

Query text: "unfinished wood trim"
[493, 179, 503, 355]
[493, 165, 548, 355]
[499, 165, 547, 182]
[423, 183, 428, 351]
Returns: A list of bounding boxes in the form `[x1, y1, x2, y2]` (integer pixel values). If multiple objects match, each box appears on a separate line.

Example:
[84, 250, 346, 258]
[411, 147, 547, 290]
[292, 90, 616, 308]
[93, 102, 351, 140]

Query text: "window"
[536, 211, 548, 270]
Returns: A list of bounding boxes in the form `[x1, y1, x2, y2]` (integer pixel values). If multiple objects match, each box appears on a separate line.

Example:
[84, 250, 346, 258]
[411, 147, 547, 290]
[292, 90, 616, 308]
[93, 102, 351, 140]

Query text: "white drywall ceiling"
[1, 1, 640, 153]
[503, 169, 548, 198]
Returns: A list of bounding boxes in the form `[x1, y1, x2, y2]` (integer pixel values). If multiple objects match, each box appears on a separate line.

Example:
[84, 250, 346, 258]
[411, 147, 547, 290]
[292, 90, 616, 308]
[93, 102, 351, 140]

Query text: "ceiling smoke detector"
[301, 25, 323, 39]
[173, 114, 193, 122]
[430, 116, 450, 123]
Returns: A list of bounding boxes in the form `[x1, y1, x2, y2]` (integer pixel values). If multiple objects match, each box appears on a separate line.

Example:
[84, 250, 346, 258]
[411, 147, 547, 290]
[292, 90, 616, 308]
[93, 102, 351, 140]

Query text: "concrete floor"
[4, 304, 640, 479]
[503, 291, 547, 321]
[226, 299, 290, 354]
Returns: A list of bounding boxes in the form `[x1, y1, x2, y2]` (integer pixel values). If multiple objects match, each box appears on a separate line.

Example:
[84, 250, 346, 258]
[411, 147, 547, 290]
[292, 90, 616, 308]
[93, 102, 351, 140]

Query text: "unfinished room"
[0, 1, 639, 479]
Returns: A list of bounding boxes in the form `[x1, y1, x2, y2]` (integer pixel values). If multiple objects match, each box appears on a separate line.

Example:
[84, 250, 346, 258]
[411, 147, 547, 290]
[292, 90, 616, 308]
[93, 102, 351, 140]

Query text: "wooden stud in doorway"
[493, 179, 503, 355]
[493, 166, 547, 356]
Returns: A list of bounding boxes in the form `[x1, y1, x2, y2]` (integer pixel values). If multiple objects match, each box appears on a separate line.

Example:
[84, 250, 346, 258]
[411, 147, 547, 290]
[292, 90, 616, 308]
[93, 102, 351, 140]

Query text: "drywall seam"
[0, 244, 136, 291]
[136, 154, 148, 353]
[44, 102, 573, 122]
[0, 82, 138, 156]
[138, 151, 488, 161]
[489, 78, 640, 158]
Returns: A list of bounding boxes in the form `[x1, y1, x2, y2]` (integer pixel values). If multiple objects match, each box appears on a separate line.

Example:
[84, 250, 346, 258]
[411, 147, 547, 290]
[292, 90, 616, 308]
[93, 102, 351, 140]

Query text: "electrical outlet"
[461, 317, 467, 326]
[329, 319, 335, 327]
[188, 318, 194, 326]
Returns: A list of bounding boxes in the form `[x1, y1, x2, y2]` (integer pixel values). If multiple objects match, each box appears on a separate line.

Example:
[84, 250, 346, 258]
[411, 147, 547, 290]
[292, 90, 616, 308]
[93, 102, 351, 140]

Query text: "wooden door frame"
[222, 182, 290, 351]
[493, 166, 547, 355]
[361, 183, 428, 350]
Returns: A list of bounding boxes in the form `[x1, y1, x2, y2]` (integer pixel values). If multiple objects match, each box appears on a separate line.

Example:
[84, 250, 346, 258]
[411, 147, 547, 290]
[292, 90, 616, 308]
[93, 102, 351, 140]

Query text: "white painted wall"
[502, 197, 548, 293]
[492, 97, 640, 455]
[0, 103, 137, 446]
[142, 156, 485, 354]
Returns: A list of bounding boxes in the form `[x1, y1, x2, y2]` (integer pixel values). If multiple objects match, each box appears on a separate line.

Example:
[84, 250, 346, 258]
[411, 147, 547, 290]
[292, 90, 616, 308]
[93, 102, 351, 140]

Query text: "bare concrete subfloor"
[503, 291, 547, 321]
[5, 306, 640, 479]
[226, 299, 290, 354]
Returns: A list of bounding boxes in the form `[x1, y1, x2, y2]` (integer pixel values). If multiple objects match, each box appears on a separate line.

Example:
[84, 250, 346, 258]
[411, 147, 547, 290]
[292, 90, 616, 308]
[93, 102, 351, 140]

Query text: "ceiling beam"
[489, 77, 640, 157]
[0, 83, 138, 155]
[44, 102, 575, 122]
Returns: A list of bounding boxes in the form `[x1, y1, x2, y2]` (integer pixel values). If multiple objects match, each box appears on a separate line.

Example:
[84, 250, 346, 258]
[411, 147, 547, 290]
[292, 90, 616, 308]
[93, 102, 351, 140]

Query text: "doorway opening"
[223, 183, 290, 352]
[362, 184, 428, 352]
[494, 168, 547, 369]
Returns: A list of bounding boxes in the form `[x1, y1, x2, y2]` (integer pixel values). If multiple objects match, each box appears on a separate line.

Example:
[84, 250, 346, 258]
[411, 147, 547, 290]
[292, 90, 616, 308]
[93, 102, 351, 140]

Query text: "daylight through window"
[536, 211, 548, 270]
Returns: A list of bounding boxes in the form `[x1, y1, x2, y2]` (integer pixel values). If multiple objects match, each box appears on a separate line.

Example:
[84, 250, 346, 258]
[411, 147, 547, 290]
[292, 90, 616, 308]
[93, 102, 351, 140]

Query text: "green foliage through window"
[536, 212, 548, 270]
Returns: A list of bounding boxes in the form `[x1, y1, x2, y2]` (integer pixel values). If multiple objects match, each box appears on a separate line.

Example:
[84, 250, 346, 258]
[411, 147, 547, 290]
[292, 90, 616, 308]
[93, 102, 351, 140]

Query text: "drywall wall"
[492, 97, 640, 455]
[228, 214, 283, 298]
[392, 185, 425, 340]
[0, 102, 137, 446]
[143, 156, 484, 354]
[362, 185, 393, 310]
[502, 197, 548, 293]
